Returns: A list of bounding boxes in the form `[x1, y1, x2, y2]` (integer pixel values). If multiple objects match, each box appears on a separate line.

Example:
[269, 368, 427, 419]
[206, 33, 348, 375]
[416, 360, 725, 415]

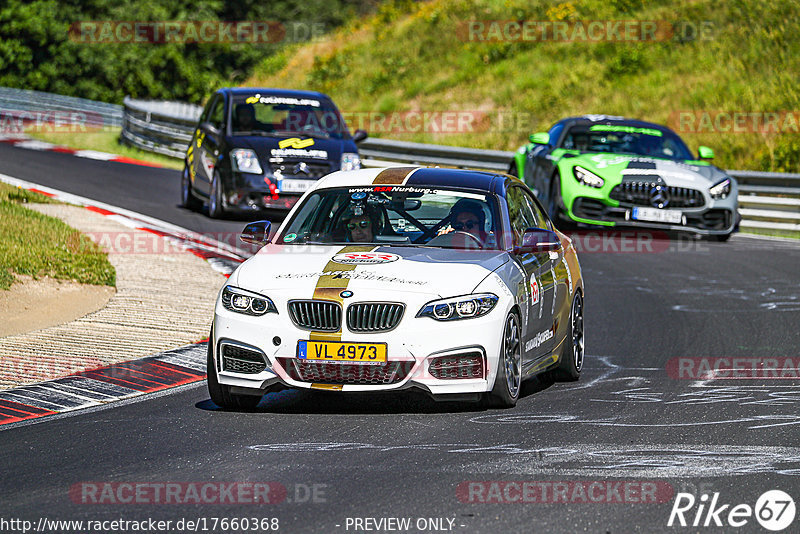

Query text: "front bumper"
[225, 171, 309, 211]
[567, 196, 738, 236]
[211, 301, 506, 396]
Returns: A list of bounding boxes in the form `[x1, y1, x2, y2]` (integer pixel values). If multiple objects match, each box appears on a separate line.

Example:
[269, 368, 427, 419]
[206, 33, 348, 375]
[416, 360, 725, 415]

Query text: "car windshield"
[231, 94, 349, 139]
[278, 186, 501, 249]
[562, 124, 694, 160]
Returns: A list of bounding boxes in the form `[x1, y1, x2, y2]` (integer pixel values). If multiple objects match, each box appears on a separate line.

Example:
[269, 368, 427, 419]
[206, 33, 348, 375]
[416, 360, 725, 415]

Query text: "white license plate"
[279, 179, 316, 193]
[631, 207, 683, 224]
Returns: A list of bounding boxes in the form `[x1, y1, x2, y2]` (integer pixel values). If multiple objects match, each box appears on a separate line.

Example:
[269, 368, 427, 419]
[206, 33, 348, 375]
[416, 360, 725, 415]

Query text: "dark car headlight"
[709, 178, 731, 199]
[417, 293, 498, 321]
[231, 149, 263, 175]
[221, 286, 277, 316]
[573, 166, 605, 188]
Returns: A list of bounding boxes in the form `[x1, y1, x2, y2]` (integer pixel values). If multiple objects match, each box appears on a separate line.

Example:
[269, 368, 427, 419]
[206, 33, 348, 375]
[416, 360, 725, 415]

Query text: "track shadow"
[195, 375, 556, 415]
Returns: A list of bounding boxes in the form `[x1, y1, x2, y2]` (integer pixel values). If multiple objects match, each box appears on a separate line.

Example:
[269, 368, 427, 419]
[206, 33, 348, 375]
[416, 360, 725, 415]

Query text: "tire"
[507, 161, 518, 177]
[711, 232, 733, 242]
[552, 291, 584, 382]
[486, 312, 522, 408]
[547, 173, 563, 221]
[207, 332, 262, 410]
[181, 164, 202, 211]
[208, 171, 226, 219]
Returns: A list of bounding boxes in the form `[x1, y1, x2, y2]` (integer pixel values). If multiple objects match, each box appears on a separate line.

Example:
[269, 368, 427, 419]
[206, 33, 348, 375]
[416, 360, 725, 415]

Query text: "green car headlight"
[573, 166, 605, 188]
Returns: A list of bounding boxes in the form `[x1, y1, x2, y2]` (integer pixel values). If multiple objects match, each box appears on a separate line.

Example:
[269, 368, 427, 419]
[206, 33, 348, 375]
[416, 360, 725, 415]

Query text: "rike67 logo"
[668, 490, 795, 531]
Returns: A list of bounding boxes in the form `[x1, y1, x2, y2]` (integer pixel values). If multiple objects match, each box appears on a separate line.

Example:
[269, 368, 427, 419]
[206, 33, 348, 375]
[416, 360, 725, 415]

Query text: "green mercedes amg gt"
[510, 115, 739, 241]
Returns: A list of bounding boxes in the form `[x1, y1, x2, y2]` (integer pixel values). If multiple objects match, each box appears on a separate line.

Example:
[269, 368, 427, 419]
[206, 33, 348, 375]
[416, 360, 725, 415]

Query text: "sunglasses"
[347, 220, 371, 230]
[453, 220, 479, 230]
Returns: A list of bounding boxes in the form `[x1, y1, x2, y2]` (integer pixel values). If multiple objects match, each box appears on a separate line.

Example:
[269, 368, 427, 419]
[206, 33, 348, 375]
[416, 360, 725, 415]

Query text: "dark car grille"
[288, 300, 342, 331]
[346, 303, 404, 332]
[220, 343, 267, 374]
[269, 159, 332, 179]
[428, 353, 484, 380]
[685, 209, 732, 231]
[572, 198, 607, 220]
[610, 182, 705, 208]
[278, 358, 413, 385]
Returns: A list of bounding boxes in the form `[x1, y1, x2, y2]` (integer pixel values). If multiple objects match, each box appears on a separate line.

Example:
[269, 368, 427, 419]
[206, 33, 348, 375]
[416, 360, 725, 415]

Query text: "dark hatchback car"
[182, 87, 367, 217]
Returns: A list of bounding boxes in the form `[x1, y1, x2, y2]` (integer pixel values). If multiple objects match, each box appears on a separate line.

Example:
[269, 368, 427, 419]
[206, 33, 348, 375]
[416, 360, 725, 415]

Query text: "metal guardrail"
[0, 87, 123, 127]
[2, 88, 793, 235]
[120, 97, 202, 159]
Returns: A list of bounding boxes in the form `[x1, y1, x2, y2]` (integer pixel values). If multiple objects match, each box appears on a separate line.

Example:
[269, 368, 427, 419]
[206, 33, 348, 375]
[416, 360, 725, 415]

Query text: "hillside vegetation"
[247, 0, 800, 172]
[0, 0, 378, 104]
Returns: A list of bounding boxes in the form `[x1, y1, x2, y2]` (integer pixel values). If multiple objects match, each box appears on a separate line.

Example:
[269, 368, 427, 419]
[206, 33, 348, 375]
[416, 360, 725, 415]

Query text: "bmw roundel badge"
[340, 290, 354, 298]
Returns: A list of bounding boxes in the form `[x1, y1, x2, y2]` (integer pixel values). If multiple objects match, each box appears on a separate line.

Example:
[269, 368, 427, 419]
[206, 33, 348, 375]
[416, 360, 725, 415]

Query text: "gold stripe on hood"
[309, 245, 376, 341]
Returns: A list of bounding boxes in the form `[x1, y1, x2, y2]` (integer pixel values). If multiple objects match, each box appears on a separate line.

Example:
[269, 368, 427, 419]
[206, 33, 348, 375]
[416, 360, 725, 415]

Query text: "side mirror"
[200, 121, 221, 137]
[516, 228, 561, 254]
[698, 146, 715, 160]
[240, 220, 272, 245]
[352, 129, 368, 143]
[529, 132, 550, 145]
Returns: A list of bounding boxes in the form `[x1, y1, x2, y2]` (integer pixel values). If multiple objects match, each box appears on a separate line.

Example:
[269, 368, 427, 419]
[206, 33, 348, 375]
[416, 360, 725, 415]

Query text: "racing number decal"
[530, 275, 540, 305]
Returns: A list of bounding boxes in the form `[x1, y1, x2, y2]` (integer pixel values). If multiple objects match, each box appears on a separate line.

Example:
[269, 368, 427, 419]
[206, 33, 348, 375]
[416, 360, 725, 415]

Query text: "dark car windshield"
[562, 124, 694, 160]
[278, 186, 501, 249]
[230, 94, 350, 139]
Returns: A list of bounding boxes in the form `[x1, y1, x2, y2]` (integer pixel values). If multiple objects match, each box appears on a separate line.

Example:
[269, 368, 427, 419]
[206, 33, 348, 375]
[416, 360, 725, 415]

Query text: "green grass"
[27, 128, 183, 170]
[246, 0, 800, 172]
[0, 183, 116, 290]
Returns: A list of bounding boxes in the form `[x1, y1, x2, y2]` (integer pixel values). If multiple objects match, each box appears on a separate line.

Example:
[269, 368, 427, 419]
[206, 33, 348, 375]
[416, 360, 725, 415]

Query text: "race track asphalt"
[1, 141, 799, 533]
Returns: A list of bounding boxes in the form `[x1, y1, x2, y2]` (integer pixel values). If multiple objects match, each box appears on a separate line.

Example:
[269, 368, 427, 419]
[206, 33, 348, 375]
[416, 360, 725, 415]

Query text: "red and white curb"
[0, 343, 208, 427]
[0, 174, 255, 426]
[0, 173, 248, 276]
[0, 134, 168, 168]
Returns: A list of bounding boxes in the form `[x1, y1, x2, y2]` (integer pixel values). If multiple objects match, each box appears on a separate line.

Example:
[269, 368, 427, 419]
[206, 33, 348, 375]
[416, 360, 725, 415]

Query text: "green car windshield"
[562, 124, 694, 160]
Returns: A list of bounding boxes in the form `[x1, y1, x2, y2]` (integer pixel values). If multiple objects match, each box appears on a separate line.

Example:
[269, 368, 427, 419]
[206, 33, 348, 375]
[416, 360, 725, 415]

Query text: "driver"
[438, 199, 488, 243]
[340, 205, 380, 243]
[234, 103, 267, 132]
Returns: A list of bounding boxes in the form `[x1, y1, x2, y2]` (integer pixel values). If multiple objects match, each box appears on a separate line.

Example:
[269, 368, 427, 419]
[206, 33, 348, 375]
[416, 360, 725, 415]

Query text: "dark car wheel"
[552, 291, 584, 382]
[486, 312, 522, 408]
[507, 161, 518, 177]
[208, 171, 227, 219]
[547, 173, 563, 221]
[711, 232, 733, 242]
[181, 165, 203, 211]
[207, 331, 262, 410]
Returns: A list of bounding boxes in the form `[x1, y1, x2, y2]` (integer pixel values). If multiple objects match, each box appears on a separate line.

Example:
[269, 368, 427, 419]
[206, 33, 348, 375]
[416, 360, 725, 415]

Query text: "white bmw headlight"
[709, 178, 731, 199]
[573, 166, 605, 188]
[417, 293, 498, 321]
[231, 149, 263, 174]
[341, 152, 361, 171]
[221, 286, 277, 316]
